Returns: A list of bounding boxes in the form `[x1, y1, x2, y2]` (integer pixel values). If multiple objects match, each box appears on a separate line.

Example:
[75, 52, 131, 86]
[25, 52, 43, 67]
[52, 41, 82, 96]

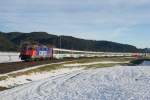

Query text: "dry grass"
[8, 64, 63, 77]
[0, 76, 9, 80]
[0, 57, 135, 92]
[0, 86, 8, 91]
[0, 57, 135, 80]
[86, 62, 129, 69]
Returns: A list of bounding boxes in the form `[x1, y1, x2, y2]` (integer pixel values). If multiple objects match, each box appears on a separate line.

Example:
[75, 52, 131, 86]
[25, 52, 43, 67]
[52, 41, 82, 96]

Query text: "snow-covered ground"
[0, 65, 150, 100]
[0, 52, 21, 63]
[0, 67, 84, 88]
[0, 61, 124, 88]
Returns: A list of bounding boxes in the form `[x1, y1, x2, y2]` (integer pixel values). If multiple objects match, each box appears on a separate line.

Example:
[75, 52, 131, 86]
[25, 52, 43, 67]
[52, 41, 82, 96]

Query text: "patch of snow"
[0, 65, 150, 100]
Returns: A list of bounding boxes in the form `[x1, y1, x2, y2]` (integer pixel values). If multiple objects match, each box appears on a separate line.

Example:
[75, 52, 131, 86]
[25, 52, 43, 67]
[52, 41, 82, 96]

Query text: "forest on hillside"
[0, 32, 147, 53]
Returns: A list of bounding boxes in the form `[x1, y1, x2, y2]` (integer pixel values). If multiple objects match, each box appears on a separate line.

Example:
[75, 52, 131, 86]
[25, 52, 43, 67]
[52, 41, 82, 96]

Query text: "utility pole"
[59, 36, 62, 59]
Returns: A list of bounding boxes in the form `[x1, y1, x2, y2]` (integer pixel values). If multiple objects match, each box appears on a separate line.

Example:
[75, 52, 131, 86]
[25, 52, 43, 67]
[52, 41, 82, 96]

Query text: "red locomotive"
[20, 43, 53, 61]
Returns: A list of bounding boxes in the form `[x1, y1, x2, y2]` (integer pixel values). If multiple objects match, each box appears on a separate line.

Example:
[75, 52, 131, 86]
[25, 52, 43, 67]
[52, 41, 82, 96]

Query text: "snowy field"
[0, 52, 21, 63]
[0, 65, 150, 100]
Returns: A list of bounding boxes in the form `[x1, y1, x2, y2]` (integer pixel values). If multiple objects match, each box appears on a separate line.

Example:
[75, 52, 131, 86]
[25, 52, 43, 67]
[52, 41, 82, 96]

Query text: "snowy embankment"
[0, 52, 21, 63]
[0, 65, 150, 100]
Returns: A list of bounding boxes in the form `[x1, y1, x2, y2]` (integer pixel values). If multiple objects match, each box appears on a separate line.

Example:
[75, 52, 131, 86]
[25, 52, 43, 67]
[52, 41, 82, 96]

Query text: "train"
[19, 43, 146, 61]
[20, 43, 53, 61]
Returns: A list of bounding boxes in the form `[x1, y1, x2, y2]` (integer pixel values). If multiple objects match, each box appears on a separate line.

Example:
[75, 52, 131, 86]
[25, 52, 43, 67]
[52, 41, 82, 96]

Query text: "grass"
[0, 56, 135, 74]
[0, 86, 8, 91]
[0, 76, 8, 81]
[85, 62, 129, 69]
[0, 57, 135, 80]
[8, 64, 64, 77]
[63, 57, 134, 64]
[7, 57, 134, 77]
[0, 56, 137, 91]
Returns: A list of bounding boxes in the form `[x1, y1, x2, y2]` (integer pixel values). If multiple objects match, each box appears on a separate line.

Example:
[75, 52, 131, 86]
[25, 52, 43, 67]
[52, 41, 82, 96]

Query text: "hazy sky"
[0, 0, 150, 48]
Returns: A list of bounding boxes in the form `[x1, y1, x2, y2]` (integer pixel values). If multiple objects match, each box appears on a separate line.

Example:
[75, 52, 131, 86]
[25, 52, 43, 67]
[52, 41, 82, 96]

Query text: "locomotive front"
[20, 43, 53, 61]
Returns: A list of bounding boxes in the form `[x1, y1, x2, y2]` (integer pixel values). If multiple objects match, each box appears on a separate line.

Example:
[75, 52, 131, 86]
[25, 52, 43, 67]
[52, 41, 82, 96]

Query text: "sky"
[0, 0, 150, 48]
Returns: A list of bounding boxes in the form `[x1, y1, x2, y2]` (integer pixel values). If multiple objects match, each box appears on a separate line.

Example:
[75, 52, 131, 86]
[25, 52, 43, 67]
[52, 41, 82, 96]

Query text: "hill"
[0, 32, 143, 52]
[0, 33, 18, 51]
